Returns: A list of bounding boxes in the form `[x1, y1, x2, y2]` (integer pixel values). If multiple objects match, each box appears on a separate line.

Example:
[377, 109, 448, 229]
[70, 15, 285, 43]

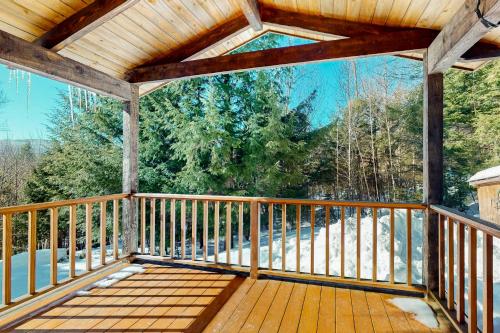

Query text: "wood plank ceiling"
[0, 0, 499, 96]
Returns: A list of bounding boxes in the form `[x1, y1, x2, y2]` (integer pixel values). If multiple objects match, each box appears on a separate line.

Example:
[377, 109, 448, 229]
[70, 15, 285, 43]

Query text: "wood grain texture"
[35, 0, 141, 51]
[2, 214, 12, 305]
[237, 0, 262, 30]
[128, 30, 436, 83]
[0, 30, 131, 100]
[427, 0, 500, 73]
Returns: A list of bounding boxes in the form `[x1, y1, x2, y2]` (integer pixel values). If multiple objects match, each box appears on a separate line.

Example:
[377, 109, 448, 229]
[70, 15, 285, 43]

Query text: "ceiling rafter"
[35, 0, 141, 51]
[237, 0, 263, 31]
[427, 0, 500, 74]
[128, 30, 437, 83]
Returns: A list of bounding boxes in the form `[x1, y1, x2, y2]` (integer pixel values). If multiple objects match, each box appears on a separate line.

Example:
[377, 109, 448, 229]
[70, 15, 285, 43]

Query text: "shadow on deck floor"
[4, 263, 454, 332]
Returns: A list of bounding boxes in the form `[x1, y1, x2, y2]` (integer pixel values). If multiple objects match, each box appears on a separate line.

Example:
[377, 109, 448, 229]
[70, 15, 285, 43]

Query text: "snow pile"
[389, 297, 438, 328]
[93, 264, 145, 288]
[75, 290, 91, 296]
[214, 209, 424, 283]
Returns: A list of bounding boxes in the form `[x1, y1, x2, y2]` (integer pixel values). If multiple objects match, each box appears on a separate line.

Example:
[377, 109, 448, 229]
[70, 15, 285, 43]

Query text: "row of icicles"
[7, 68, 98, 114]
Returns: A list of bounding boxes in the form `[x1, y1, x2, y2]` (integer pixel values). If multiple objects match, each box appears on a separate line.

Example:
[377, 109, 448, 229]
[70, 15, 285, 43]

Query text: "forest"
[0, 34, 499, 254]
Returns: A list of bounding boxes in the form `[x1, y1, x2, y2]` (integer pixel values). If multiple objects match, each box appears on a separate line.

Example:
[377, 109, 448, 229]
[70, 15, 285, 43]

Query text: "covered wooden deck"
[4, 263, 453, 333]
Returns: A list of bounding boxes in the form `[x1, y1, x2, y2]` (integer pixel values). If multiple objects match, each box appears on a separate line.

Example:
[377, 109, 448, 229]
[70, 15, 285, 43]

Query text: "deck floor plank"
[297, 284, 321, 332]
[7, 264, 454, 333]
[219, 280, 268, 333]
[240, 280, 281, 333]
[258, 281, 294, 333]
[317, 285, 335, 332]
[351, 289, 375, 333]
[365, 292, 394, 333]
[335, 287, 356, 333]
[277, 282, 307, 333]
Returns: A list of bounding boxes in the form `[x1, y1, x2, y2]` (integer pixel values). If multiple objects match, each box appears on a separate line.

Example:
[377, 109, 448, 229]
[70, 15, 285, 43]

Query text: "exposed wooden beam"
[139, 15, 250, 67]
[462, 41, 500, 61]
[0, 30, 131, 100]
[238, 0, 263, 31]
[35, 0, 140, 51]
[128, 30, 436, 83]
[260, 6, 401, 38]
[427, 0, 500, 74]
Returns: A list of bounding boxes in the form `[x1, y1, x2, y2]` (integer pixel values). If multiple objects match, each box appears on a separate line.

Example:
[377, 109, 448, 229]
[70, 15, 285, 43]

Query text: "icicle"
[26, 73, 31, 113]
[78, 87, 82, 110]
[68, 85, 75, 125]
[84, 89, 88, 112]
[16, 69, 19, 94]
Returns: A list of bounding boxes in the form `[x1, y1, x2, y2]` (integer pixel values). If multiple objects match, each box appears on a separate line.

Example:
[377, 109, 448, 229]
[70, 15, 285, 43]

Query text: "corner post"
[122, 84, 139, 256]
[423, 51, 444, 292]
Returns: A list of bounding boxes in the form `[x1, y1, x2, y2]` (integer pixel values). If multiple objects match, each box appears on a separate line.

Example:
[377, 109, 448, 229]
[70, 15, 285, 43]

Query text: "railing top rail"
[134, 193, 426, 209]
[0, 193, 128, 215]
[431, 204, 500, 238]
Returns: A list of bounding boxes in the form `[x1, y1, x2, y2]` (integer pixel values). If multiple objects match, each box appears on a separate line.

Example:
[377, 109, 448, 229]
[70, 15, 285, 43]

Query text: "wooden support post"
[250, 200, 259, 279]
[122, 84, 139, 256]
[423, 51, 443, 292]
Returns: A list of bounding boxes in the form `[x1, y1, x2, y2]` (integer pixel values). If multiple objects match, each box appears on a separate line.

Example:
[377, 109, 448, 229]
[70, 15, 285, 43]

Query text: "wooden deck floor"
[5, 263, 454, 333]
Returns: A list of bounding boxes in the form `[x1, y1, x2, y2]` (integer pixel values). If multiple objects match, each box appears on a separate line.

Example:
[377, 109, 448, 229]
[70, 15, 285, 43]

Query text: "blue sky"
[0, 34, 422, 140]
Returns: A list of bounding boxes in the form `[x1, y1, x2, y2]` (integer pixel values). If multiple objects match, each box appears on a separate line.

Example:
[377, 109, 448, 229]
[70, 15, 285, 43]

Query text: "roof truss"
[35, 0, 141, 51]
[128, 30, 436, 83]
[238, 0, 263, 31]
[0, 29, 131, 100]
[427, 0, 500, 73]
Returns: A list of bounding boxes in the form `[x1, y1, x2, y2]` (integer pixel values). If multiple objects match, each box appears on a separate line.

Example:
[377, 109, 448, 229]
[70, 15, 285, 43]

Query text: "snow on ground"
[93, 264, 145, 288]
[0, 245, 121, 301]
[389, 297, 438, 328]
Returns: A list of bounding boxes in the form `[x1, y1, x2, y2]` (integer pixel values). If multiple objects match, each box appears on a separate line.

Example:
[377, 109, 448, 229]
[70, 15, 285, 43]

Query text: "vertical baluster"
[310, 205, 315, 275]
[340, 206, 345, 279]
[192, 200, 197, 260]
[238, 202, 243, 266]
[372, 208, 377, 282]
[69, 205, 77, 278]
[100, 201, 107, 265]
[181, 199, 186, 259]
[356, 206, 361, 280]
[406, 208, 412, 286]
[160, 199, 166, 257]
[468, 227, 477, 332]
[483, 233, 493, 333]
[282, 204, 286, 272]
[2, 213, 12, 305]
[296, 204, 301, 273]
[50, 208, 58, 285]
[389, 208, 395, 284]
[150, 199, 156, 255]
[113, 199, 119, 260]
[141, 198, 146, 253]
[85, 203, 93, 271]
[226, 202, 232, 265]
[203, 200, 208, 261]
[269, 203, 273, 269]
[447, 218, 454, 310]
[170, 199, 176, 258]
[438, 214, 445, 298]
[457, 222, 465, 323]
[325, 206, 330, 276]
[214, 201, 220, 263]
[28, 210, 37, 295]
[250, 200, 259, 279]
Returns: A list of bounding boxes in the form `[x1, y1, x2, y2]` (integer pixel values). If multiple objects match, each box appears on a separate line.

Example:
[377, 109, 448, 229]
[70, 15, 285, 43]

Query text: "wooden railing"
[431, 205, 499, 333]
[0, 193, 128, 309]
[134, 193, 426, 292]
